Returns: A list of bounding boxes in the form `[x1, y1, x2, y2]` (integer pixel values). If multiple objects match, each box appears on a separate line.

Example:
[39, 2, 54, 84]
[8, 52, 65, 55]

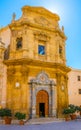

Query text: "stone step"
[26, 117, 64, 124]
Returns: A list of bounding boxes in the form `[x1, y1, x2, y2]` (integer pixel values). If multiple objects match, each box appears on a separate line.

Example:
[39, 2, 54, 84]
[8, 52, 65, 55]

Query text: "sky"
[0, 0, 81, 69]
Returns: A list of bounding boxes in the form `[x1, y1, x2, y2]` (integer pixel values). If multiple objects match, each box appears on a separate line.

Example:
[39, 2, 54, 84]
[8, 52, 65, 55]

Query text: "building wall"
[0, 26, 11, 108]
[68, 69, 81, 106]
[0, 26, 11, 47]
[0, 41, 6, 108]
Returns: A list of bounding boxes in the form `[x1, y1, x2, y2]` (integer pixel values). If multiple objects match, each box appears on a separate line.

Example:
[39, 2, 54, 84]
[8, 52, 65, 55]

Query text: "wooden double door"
[36, 90, 49, 117]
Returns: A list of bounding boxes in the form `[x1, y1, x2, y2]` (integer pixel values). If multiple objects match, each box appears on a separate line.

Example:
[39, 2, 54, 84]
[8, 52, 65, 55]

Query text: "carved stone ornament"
[34, 16, 50, 26]
[7, 68, 15, 76]
[12, 30, 18, 37]
[21, 65, 28, 75]
[30, 71, 54, 85]
[34, 31, 50, 41]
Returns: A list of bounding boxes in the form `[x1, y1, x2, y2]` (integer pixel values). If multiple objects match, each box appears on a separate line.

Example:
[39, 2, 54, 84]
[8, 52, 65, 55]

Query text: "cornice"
[4, 58, 71, 73]
[9, 21, 66, 40]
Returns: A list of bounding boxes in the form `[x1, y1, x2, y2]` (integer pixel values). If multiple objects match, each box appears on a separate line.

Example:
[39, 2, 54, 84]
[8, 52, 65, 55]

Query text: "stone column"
[31, 82, 36, 118]
[22, 26, 29, 58]
[21, 64, 29, 107]
[64, 75, 69, 107]
[51, 83, 57, 117]
[48, 83, 52, 117]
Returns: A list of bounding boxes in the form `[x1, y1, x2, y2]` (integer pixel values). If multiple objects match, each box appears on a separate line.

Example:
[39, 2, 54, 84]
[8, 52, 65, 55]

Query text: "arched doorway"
[36, 90, 49, 117]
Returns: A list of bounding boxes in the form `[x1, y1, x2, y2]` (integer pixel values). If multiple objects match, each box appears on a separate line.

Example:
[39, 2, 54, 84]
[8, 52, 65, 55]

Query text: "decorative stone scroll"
[34, 31, 50, 41]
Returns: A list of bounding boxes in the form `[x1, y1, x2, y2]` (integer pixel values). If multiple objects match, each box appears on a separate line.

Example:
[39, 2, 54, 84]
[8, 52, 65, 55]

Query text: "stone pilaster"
[51, 83, 57, 117]
[7, 67, 15, 108]
[31, 83, 36, 118]
[56, 73, 62, 117]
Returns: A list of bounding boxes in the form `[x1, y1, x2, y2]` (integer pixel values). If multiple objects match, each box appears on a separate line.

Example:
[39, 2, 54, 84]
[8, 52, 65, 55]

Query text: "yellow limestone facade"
[3, 6, 70, 118]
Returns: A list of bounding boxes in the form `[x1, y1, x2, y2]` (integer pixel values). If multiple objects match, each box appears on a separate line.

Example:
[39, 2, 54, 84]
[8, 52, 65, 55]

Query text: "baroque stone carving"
[7, 68, 16, 76]
[30, 71, 54, 85]
[12, 30, 18, 37]
[34, 16, 50, 26]
[34, 31, 50, 41]
[21, 65, 28, 75]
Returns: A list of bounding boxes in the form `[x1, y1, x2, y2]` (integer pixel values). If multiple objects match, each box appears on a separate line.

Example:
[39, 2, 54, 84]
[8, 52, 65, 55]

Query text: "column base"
[32, 108, 36, 118]
[52, 108, 57, 117]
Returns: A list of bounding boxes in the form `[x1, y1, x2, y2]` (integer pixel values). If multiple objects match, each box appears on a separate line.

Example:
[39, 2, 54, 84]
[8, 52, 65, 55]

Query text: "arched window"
[59, 46, 62, 54]
[59, 45, 63, 58]
[4, 45, 10, 60]
[16, 37, 22, 50]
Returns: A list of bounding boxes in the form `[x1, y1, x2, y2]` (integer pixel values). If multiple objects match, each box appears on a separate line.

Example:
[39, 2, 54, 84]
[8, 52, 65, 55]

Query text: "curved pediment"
[10, 5, 67, 40]
[22, 6, 60, 21]
[36, 71, 49, 83]
[30, 71, 54, 85]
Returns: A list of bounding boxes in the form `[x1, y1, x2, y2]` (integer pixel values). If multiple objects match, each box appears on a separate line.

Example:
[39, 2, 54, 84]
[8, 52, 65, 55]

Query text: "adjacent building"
[68, 68, 81, 106]
[0, 26, 11, 108]
[0, 39, 6, 108]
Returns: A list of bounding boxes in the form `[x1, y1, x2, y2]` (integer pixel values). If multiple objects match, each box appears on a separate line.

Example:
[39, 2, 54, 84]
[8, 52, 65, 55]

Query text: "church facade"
[1, 6, 71, 118]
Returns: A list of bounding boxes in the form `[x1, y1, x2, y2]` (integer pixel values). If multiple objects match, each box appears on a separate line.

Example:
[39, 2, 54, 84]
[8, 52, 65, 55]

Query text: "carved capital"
[20, 65, 29, 75]
[7, 68, 15, 76]
[56, 73, 61, 78]
[12, 30, 18, 37]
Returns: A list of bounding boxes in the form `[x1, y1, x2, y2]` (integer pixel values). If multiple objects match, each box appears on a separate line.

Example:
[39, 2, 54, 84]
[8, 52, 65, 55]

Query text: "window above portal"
[16, 37, 22, 50]
[38, 45, 45, 55]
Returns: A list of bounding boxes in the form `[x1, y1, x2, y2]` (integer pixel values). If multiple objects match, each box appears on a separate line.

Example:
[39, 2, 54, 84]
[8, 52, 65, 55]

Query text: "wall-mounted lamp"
[15, 82, 20, 88]
[61, 85, 64, 91]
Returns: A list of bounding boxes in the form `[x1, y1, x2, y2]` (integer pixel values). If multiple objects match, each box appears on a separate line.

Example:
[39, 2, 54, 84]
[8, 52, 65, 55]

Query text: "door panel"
[36, 90, 49, 117]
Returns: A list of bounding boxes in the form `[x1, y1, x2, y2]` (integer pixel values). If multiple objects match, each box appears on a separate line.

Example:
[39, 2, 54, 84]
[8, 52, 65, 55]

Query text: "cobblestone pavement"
[0, 121, 81, 130]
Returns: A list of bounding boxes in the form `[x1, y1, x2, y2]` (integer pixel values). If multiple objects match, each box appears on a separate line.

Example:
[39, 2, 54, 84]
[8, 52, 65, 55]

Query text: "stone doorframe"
[29, 71, 56, 118]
